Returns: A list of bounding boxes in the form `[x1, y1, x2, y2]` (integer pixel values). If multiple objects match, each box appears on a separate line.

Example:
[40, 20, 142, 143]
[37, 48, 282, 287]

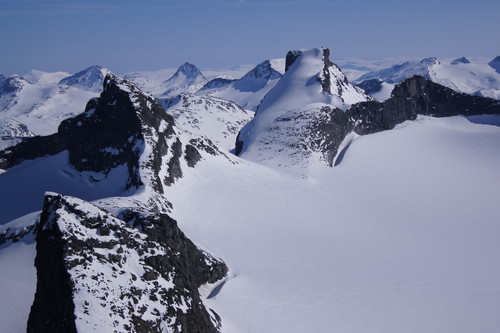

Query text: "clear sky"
[1, 0, 499, 76]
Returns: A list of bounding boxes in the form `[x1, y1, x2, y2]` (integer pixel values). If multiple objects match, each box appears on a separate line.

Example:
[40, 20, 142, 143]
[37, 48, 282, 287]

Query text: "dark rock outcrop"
[27, 193, 228, 333]
[236, 75, 500, 167]
[0, 74, 194, 193]
[356, 79, 384, 95]
[285, 50, 303, 72]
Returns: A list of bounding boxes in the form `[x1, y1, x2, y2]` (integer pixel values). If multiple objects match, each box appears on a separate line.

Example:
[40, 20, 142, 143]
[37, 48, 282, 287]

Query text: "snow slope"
[203, 59, 285, 111]
[165, 94, 253, 152]
[0, 71, 100, 137]
[236, 47, 370, 170]
[169, 115, 500, 333]
[357, 57, 500, 99]
[161, 63, 208, 98]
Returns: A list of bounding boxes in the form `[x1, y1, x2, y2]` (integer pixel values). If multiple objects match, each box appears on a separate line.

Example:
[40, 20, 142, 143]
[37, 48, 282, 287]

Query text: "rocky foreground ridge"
[0, 74, 229, 332]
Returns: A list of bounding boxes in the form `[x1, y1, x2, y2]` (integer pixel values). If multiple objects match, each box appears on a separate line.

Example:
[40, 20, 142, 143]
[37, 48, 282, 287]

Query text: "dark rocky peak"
[488, 56, 500, 73]
[356, 79, 384, 95]
[168, 62, 205, 81]
[27, 192, 228, 333]
[0, 74, 190, 196]
[58, 65, 110, 91]
[285, 49, 303, 72]
[316, 47, 348, 95]
[0, 75, 29, 94]
[451, 56, 470, 65]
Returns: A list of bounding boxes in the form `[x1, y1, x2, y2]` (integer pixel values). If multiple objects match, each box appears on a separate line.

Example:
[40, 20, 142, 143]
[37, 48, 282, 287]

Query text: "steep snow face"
[235, 48, 370, 170]
[58, 65, 111, 92]
[161, 63, 208, 98]
[200, 59, 285, 111]
[358, 57, 500, 99]
[165, 94, 253, 152]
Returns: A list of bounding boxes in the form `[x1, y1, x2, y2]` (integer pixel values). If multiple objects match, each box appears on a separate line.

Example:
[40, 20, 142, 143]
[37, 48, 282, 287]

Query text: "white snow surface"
[0, 213, 38, 333]
[165, 94, 253, 152]
[371, 81, 395, 102]
[0, 74, 98, 137]
[357, 57, 500, 99]
[168, 115, 500, 333]
[201, 59, 285, 111]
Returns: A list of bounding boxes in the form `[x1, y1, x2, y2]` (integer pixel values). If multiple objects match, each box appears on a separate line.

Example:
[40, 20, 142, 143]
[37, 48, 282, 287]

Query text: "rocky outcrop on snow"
[235, 47, 370, 168]
[0, 73, 230, 331]
[0, 74, 217, 195]
[59, 66, 111, 92]
[27, 193, 227, 333]
[161, 63, 208, 98]
[489, 56, 500, 74]
[356, 78, 384, 95]
[236, 74, 500, 168]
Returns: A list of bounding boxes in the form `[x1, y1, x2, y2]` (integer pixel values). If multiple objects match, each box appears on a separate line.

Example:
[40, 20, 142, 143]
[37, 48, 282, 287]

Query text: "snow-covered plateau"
[1, 47, 500, 333]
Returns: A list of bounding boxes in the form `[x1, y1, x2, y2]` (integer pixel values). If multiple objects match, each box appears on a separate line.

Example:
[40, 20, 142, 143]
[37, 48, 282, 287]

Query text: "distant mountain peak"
[58, 65, 110, 91]
[175, 62, 204, 79]
[162, 62, 207, 98]
[451, 57, 470, 65]
[488, 56, 500, 73]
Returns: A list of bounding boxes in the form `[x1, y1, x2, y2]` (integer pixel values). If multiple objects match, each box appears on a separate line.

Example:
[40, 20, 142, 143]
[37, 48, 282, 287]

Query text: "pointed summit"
[451, 57, 470, 65]
[488, 56, 500, 73]
[58, 65, 111, 91]
[162, 62, 207, 98]
[235, 47, 370, 170]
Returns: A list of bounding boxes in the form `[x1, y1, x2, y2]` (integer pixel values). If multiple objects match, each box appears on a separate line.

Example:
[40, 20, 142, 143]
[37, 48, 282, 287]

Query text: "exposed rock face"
[285, 50, 302, 72]
[236, 75, 500, 168]
[235, 47, 370, 167]
[1, 74, 230, 331]
[0, 74, 207, 194]
[356, 79, 384, 95]
[27, 193, 227, 333]
[349, 75, 500, 135]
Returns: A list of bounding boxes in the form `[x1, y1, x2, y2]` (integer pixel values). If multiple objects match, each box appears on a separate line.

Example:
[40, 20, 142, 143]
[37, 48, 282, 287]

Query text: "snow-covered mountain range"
[356, 56, 500, 99]
[1, 47, 500, 333]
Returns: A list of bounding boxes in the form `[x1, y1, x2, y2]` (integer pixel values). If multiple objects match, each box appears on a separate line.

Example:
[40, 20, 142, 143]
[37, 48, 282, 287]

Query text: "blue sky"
[1, 0, 499, 75]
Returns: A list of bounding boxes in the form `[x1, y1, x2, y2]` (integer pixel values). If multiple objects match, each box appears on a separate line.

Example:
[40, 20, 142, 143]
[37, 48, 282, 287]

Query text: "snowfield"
[168, 115, 500, 333]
